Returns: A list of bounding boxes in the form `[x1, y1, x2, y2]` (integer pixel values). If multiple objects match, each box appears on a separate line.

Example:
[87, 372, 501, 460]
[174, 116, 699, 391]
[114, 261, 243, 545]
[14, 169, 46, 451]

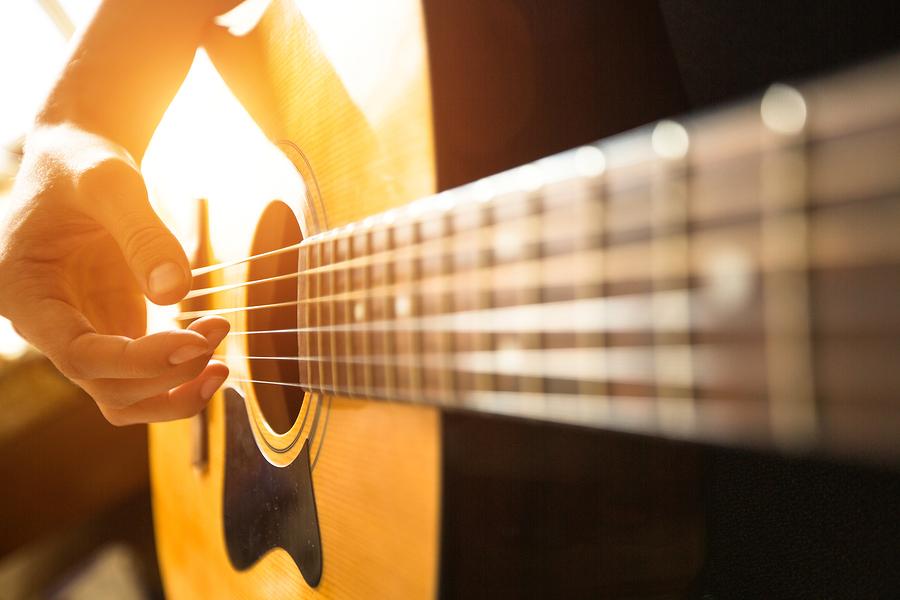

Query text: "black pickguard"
[222, 387, 322, 587]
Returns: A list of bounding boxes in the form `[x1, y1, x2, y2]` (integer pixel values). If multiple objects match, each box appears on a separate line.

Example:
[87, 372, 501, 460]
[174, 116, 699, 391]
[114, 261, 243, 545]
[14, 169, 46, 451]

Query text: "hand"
[0, 124, 229, 425]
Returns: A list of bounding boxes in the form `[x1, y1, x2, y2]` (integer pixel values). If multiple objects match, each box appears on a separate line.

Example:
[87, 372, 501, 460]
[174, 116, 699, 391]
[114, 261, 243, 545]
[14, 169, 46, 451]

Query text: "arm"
[0, 0, 240, 425]
[41, 0, 239, 161]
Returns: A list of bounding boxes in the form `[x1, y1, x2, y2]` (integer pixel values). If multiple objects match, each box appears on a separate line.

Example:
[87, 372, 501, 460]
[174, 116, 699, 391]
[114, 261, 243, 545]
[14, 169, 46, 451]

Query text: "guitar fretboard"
[182, 55, 900, 462]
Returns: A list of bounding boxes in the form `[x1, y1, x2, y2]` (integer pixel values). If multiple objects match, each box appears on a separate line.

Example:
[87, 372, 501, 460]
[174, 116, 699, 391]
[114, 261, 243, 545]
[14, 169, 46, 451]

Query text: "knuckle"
[62, 333, 94, 380]
[76, 157, 141, 200]
[119, 340, 150, 379]
[56, 354, 87, 381]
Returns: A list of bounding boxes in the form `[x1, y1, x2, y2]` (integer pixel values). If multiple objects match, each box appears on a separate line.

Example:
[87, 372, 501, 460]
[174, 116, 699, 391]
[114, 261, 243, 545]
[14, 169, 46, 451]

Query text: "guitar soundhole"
[247, 201, 302, 434]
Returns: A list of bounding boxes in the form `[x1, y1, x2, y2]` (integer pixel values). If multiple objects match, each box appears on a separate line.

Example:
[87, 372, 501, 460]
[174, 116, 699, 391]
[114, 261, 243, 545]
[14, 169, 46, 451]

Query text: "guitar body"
[149, 0, 703, 597]
[150, 1, 441, 598]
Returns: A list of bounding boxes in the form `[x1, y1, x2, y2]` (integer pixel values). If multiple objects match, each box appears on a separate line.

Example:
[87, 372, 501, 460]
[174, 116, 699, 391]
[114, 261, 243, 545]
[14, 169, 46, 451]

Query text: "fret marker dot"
[761, 84, 807, 135]
[574, 145, 606, 177]
[494, 229, 521, 261]
[354, 301, 366, 321]
[652, 120, 689, 159]
[497, 338, 525, 372]
[394, 294, 411, 317]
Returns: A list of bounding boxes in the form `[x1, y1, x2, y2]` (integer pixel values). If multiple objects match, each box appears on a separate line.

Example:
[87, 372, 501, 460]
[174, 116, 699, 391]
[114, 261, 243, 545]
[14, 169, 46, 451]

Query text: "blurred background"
[0, 4, 166, 599]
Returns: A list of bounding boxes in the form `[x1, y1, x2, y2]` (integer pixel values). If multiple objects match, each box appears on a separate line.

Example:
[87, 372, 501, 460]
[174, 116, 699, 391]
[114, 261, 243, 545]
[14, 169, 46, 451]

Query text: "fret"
[419, 204, 457, 406]
[436, 209, 457, 405]
[307, 242, 323, 392]
[354, 229, 374, 397]
[299, 243, 314, 392]
[417, 213, 444, 402]
[318, 237, 334, 394]
[518, 188, 546, 396]
[331, 234, 350, 395]
[370, 224, 396, 397]
[392, 218, 422, 399]
[759, 84, 817, 449]
[449, 202, 486, 398]
[650, 120, 697, 436]
[569, 154, 610, 420]
[329, 237, 341, 393]
[337, 231, 355, 397]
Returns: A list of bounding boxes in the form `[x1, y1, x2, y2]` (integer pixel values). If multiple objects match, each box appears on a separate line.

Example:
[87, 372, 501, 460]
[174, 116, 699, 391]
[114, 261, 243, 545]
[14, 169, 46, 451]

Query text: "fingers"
[21, 297, 227, 382]
[13, 293, 232, 424]
[100, 361, 230, 426]
[76, 157, 191, 305]
[185, 315, 231, 343]
[82, 317, 229, 406]
[68, 329, 211, 380]
[68, 316, 230, 380]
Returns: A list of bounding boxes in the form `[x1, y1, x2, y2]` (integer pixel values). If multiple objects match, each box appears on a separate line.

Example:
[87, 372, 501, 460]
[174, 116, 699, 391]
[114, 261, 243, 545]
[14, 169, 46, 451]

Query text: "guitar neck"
[192, 55, 900, 462]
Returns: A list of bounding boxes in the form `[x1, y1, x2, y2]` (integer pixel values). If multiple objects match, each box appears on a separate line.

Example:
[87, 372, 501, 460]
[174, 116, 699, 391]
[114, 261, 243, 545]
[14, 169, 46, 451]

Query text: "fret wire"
[340, 233, 355, 396]
[329, 237, 341, 394]
[518, 190, 545, 396]
[361, 228, 374, 397]
[474, 196, 495, 396]
[407, 221, 424, 399]
[760, 93, 817, 449]
[385, 226, 398, 398]
[438, 211, 456, 406]
[315, 239, 327, 393]
[301, 244, 314, 393]
[651, 132, 697, 436]
[576, 174, 609, 416]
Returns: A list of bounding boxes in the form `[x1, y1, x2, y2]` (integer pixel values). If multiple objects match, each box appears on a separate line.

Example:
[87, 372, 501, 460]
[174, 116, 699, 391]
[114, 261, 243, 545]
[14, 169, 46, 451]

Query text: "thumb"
[78, 157, 191, 305]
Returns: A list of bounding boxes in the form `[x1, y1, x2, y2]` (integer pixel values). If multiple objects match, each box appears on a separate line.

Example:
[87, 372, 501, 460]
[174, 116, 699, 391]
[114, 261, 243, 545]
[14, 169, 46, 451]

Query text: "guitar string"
[228, 377, 683, 403]
[182, 122, 894, 288]
[178, 186, 891, 316]
[183, 184, 595, 300]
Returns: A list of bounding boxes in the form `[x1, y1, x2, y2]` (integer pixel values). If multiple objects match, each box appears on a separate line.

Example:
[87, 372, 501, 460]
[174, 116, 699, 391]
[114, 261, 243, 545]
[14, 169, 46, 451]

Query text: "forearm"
[37, 0, 234, 163]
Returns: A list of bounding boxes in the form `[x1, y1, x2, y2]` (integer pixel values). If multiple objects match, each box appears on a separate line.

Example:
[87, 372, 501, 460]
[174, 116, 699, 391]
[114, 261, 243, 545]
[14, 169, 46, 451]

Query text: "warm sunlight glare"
[142, 50, 306, 333]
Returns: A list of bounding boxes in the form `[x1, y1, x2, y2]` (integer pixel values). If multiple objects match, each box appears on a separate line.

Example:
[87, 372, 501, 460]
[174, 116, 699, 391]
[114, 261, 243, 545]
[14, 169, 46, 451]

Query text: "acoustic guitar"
[147, 1, 900, 597]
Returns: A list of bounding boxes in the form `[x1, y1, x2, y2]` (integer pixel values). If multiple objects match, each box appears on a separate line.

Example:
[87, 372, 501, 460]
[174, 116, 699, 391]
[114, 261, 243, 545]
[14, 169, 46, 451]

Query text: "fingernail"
[149, 262, 184, 297]
[169, 344, 208, 365]
[201, 376, 227, 401]
[205, 327, 229, 348]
